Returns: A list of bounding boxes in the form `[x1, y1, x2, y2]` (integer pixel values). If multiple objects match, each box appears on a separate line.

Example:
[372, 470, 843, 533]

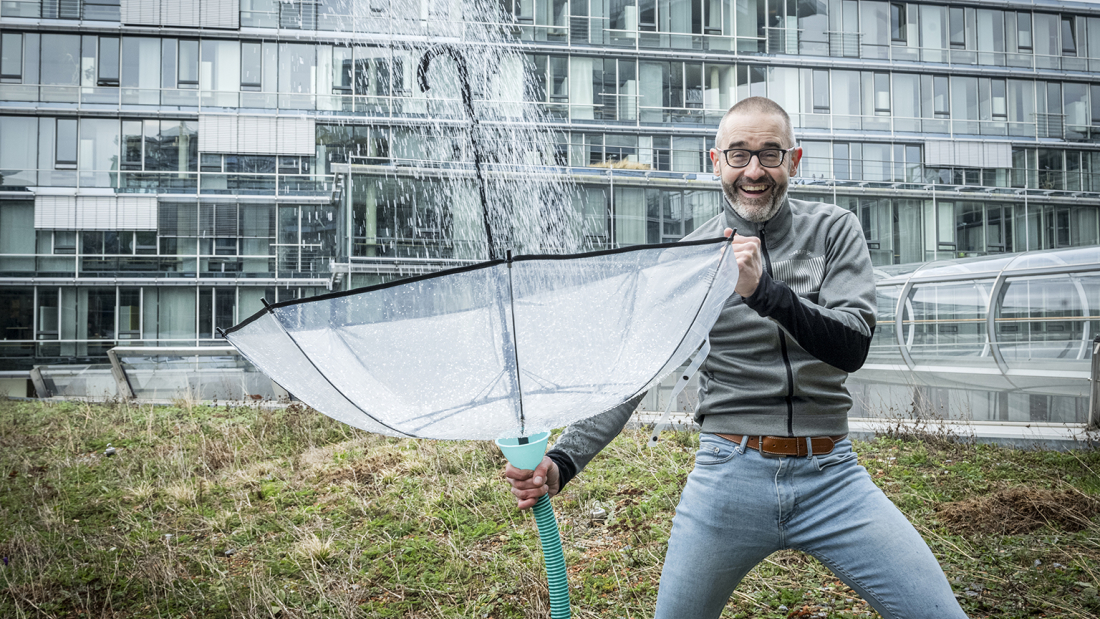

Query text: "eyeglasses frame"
[716, 147, 797, 169]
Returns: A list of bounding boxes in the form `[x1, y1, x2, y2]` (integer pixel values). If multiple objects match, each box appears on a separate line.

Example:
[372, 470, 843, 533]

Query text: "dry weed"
[937, 486, 1100, 534]
[293, 532, 335, 563]
[164, 480, 197, 505]
[125, 481, 156, 502]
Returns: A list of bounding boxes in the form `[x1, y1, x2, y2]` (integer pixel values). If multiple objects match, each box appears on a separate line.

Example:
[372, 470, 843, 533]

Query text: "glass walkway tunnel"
[851, 246, 1100, 428]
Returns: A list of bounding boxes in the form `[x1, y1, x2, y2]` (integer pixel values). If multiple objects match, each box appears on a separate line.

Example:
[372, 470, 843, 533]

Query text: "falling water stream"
[324, 1, 586, 265]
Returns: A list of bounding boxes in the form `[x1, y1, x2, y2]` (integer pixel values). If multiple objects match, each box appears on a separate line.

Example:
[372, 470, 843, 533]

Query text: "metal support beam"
[29, 367, 49, 398]
[106, 348, 136, 399]
[1090, 336, 1100, 430]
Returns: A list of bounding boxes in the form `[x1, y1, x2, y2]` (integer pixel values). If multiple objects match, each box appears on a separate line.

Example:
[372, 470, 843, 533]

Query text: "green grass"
[1, 398, 1098, 618]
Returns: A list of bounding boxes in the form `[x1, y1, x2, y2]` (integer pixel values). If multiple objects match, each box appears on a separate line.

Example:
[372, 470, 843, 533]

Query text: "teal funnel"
[496, 431, 550, 470]
[496, 432, 571, 619]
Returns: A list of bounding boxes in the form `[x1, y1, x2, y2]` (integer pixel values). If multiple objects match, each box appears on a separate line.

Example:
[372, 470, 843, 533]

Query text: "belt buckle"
[756, 436, 783, 458]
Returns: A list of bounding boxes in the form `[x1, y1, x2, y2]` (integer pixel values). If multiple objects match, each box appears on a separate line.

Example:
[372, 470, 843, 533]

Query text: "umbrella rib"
[264, 307, 415, 438]
[401, 382, 616, 434]
[505, 254, 526, 435]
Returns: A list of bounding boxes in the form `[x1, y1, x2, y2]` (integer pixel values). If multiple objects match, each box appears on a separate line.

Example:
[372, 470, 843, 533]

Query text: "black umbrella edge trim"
[224, 236, 729, 335]
[592, 234, 736, 424]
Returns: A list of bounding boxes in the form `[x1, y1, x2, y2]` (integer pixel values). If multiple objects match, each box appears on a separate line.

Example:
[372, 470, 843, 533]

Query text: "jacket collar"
[721, 192, 794, 240]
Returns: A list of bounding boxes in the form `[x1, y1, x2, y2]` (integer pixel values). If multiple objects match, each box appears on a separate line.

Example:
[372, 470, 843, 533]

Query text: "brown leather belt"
[714, 433, 848, 457]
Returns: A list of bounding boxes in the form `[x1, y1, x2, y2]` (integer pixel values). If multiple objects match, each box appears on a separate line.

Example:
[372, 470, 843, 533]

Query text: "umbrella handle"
[532, 493, 571, 619]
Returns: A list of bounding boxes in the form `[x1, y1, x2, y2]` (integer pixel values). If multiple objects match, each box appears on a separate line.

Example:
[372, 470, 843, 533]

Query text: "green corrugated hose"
[532, 494, 570, 619]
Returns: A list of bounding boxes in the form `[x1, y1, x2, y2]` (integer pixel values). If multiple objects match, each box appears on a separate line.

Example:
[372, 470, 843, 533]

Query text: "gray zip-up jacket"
[546, 195, 877, 488]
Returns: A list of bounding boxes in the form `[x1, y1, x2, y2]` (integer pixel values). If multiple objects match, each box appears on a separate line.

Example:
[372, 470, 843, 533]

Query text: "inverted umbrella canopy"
[224, 236, 737, 440]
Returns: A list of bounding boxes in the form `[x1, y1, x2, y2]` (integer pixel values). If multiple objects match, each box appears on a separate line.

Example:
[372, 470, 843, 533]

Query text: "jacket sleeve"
[546, 393, 642, 490]
[743, 211, 877, 373]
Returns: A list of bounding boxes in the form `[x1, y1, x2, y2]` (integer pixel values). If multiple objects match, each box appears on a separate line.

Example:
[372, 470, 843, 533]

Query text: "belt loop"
[805, 437, 813, 459]
[736, 434, 749, 454]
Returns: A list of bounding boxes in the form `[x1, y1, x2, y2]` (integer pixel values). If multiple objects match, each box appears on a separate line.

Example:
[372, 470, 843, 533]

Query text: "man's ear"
[789, 146, 803, 176]
[709, 149, 721, 176]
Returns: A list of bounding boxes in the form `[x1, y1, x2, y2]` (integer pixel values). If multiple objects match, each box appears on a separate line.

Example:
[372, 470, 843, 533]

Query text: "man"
[505, 97, 967, 619]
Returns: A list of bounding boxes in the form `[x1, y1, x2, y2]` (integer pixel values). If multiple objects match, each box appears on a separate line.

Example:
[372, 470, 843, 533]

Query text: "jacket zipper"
[758, 225, 796, 437]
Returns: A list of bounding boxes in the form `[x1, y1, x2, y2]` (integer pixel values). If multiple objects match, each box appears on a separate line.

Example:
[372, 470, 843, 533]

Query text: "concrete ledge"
[5, 398, 1094, 450]
[632, 411, 1096, 451]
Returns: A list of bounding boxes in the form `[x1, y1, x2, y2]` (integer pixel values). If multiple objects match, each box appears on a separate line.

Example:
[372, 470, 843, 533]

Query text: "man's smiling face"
[709, 111, 802, 224]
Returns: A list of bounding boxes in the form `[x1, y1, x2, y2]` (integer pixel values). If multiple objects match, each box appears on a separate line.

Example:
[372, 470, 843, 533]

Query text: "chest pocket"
[770, 255, 825, 299]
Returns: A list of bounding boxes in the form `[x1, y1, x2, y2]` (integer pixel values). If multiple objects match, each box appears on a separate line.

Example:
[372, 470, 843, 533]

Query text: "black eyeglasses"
[718, 147, 795, 168]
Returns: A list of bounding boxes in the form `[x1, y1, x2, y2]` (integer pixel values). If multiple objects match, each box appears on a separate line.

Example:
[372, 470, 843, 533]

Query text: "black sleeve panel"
[546, 449, 578, 492]
[743, 269, 874, 373]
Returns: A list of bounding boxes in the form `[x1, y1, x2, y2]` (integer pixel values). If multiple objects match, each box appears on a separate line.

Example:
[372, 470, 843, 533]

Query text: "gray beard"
[722, 181, 786, 224]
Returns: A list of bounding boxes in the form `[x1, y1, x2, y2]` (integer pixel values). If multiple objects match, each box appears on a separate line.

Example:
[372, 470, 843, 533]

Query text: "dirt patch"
[937, 487, 1100, 535]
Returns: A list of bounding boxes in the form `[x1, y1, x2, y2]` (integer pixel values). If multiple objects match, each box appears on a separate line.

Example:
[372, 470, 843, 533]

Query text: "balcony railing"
[6, 81, 1096, 148]
[0, 168, 336, 196]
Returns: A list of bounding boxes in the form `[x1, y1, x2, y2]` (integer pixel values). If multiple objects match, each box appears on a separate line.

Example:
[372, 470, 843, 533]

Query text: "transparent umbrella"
[222, 237, 737, 440]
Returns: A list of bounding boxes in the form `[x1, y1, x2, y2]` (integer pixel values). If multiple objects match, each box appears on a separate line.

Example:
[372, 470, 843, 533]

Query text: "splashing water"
[331, 1, 585, 263]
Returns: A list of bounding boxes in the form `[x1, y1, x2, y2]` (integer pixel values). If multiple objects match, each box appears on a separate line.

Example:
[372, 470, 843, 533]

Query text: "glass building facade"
[2, 0, 1100, 383]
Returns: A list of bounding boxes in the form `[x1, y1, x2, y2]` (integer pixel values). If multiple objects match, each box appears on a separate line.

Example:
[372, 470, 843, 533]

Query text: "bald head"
[715, 97, 796, 149]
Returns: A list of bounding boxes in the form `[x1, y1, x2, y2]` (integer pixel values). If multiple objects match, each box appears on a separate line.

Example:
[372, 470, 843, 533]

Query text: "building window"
[178, 40, 199, 89]
[54, 232, 76, 254]
[199, 287, 237, 338]
[41, 34, 80, 87]
[55, 119, 78, 169]
[97, 37, 119, 87]
[812, 69, 829, 113]
[873, 73, 890, 115]
[1061, 16, 1077, 56]
[891, 3, 907, 43]
[949, 7, 966, 48]
[1091, 84, 1100, 127]
[278, 43, 316, 96]
[933, 75, 950, 118]
[241, 42, 263, 91]
[991, 79, 1007, 120]
[199, 40, 240, 99]
[833, 143, 850, 180]
[121, 120, 143, 170]
[121, 119, 199, 173]
[0, 33, 22, 83]
[1017, 12, 1033, 50]
[639, 0, 656, 32]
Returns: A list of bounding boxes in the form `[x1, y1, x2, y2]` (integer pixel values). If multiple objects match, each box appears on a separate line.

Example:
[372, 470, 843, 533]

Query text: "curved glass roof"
[860, 246, 1100, 410]
[875, 246, 1100, 286]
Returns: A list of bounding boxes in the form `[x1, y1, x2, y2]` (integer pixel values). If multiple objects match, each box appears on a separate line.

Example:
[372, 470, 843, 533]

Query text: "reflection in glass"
[905, 280, 992, 363]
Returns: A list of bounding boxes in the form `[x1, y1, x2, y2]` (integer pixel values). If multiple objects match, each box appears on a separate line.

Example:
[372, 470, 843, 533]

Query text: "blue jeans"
[654, 434, 967, 619]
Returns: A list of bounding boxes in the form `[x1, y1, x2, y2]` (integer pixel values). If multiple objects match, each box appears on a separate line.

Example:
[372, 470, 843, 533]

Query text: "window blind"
[200, 115, 315, 155]
[158, 202, 199, 237]
[924, 140, 1011, 169]
[35, 195, 156, 230]
[122, 0, 237, 28]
